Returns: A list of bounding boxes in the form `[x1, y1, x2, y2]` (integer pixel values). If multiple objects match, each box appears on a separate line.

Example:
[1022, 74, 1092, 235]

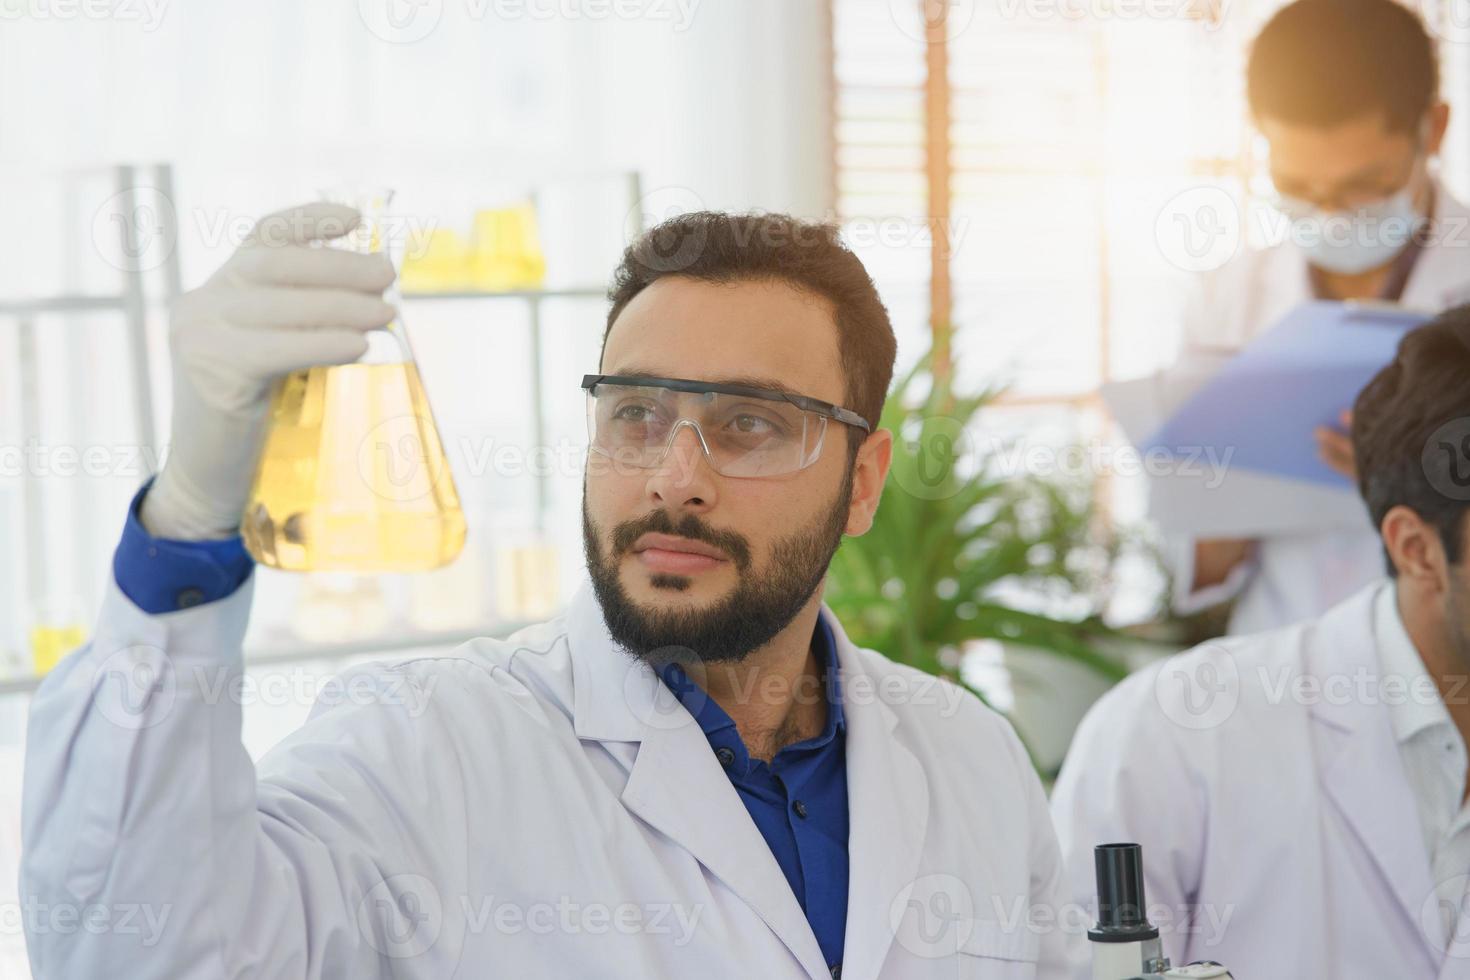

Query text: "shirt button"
[176, 587, 206, 609]
[793, 799, 808, 819]
[715, 747, 735, 767]
[830, 964, 841, 979]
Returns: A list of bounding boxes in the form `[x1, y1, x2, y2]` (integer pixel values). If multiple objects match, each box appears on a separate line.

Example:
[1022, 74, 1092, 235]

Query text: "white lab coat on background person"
[20, 569, 1085, 979]
[1051, 582, 1470, 979]
[1165, 180, 1470, 635]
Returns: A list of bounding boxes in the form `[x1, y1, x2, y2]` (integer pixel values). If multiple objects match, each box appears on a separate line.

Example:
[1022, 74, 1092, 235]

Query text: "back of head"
[1247, 0, 1438, 132]
[1353, 306, 1470, 571]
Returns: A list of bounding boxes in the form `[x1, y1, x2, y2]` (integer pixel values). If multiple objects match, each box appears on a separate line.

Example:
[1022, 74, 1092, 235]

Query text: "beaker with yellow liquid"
[241, 189, 467, 572]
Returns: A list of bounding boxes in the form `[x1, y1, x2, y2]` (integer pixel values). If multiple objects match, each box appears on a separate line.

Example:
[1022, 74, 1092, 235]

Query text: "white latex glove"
[141, 202, 398, 540]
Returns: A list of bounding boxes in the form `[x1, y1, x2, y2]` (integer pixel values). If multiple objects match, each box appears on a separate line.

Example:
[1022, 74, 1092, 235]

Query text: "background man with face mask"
[18, 208, 1085, 978]
[1054, 306, 1470, 976]
[1167, 0, 1470, 636]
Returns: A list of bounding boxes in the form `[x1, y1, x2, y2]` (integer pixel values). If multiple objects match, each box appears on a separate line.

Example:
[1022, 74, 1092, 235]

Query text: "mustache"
[611, 510, 753, 571]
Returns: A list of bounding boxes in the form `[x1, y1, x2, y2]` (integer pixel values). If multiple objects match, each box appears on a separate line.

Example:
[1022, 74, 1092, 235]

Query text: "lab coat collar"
[564, 578, 930, 980]
[1305, 581, 1442, 965]
[1372, 582, 1456, 746]
[1398, 178, 1470, 312]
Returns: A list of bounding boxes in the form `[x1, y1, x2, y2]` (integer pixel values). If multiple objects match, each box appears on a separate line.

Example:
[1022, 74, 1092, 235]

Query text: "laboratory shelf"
[401, 286, 606, 301]
[0, 619, 538, 697]
[0, 294, 133, 315]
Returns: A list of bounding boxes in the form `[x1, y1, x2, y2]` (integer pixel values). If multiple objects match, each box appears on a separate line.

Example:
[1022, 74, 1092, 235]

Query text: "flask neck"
[325, 187, 412, 365]
[326, 187, 395, 258]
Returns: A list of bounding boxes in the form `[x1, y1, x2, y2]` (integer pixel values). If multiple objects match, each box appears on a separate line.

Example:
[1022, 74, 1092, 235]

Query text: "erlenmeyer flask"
[241, 188, 467, 572]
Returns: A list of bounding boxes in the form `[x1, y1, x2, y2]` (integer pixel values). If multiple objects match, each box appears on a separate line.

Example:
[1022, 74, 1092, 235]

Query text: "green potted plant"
[825, 351, 1171, 776]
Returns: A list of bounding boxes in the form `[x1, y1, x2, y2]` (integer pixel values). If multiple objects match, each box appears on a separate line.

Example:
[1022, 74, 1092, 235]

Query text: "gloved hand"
[141, 202, 398, 540]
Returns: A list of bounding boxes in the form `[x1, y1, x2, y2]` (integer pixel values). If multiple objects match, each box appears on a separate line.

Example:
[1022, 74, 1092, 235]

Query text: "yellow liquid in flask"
[241, 361, 466, 572]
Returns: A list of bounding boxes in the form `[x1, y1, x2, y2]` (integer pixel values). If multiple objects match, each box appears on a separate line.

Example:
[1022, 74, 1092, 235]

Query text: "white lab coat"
[1051, 582, 1470, 978]
[1167, 182, 1470, 635]
[21, 572, 1085, 979]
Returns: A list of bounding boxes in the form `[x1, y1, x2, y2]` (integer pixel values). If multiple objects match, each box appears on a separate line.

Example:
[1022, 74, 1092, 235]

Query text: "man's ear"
[1426, 101, 1451, 156]
[1382, 504, 1450, 594]
[844, 428, 893, 537]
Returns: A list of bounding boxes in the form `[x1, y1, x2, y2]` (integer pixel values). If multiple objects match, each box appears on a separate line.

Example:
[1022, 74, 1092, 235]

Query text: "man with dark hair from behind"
[1054, 306, 1470, 976]
[1163, 0, 1470, 636]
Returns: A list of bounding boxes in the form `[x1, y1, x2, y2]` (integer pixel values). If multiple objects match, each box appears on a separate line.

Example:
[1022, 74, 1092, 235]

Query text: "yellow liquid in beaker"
[241, 361, 466, 572]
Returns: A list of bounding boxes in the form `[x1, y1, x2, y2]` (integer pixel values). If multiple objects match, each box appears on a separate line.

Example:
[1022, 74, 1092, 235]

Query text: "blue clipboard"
[1145, 301, 1429, 488]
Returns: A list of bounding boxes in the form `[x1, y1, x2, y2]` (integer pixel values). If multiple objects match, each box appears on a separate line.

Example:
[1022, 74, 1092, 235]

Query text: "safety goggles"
[581, 374, 871, 478]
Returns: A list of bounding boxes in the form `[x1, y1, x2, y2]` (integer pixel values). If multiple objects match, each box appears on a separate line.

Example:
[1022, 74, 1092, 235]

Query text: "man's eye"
[728, 414, 778, 435]
[613, 404, 655, 422]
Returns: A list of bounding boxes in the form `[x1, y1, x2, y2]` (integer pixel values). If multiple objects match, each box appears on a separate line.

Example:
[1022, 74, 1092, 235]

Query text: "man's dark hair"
[1353, 307, 1470, 574]
[1247, 0, 1438, 134]
[602, 211, 897, 456]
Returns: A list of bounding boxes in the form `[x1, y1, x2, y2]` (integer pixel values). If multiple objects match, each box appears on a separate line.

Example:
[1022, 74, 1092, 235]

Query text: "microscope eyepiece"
[1089, 842, 1159, 943]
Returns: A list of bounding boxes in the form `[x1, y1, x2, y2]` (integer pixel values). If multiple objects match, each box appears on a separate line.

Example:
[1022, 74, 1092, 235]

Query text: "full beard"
[582, 470, 853, 667]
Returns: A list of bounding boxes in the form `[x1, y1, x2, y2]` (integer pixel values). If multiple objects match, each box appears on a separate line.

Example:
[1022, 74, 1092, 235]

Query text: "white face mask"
[1272, 132, 1433, 276]
[1277, 184, 1428, 275]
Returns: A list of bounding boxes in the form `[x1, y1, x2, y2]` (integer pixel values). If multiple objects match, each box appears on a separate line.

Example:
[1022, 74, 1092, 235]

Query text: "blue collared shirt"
[656, 618, 849, 973]
[113, 479, 256, 614]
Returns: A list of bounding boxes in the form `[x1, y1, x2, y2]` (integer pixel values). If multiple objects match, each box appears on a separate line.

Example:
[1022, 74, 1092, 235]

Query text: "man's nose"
[646, 421, 718, 510]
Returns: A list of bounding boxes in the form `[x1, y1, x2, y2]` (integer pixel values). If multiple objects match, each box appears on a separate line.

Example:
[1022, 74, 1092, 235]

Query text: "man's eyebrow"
[609, 367, 805, 398]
